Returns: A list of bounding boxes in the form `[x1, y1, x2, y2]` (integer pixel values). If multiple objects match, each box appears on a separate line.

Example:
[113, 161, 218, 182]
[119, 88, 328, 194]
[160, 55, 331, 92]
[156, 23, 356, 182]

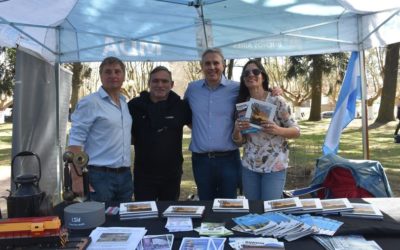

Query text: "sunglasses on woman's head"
[243, 68, 262, 77]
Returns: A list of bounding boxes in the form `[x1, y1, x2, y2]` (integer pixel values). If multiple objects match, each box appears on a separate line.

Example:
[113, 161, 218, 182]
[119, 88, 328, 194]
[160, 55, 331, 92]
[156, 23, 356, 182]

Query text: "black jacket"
[128, 91, 191, 177]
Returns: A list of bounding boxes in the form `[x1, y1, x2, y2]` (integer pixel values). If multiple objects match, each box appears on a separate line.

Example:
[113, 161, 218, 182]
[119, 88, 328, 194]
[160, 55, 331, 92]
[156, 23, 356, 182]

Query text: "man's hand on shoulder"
[270, 86, 283, 96]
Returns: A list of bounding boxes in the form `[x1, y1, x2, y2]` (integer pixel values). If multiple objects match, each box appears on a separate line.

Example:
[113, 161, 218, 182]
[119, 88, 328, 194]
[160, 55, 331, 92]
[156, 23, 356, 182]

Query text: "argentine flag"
[322, 51, 362, 155]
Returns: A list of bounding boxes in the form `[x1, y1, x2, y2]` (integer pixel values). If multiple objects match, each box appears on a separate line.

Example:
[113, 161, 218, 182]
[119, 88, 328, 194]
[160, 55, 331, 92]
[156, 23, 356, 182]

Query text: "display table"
[57, 198, 400, 250]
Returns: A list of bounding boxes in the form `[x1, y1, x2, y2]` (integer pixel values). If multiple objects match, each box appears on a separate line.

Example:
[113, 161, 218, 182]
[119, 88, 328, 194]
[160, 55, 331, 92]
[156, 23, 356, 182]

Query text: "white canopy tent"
[1, 0, 400, 201]
[1, 0, 400, 62]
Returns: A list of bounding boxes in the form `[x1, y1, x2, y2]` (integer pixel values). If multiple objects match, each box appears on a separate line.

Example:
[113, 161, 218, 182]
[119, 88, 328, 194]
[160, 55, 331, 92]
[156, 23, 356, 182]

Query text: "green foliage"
[0, 47, 16, 96]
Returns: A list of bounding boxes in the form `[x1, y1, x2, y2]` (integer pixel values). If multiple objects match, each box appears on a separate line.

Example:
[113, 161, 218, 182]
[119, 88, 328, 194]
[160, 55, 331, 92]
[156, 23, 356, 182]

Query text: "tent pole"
[54, 26, 62, 204]
[359, 50, 370, 159]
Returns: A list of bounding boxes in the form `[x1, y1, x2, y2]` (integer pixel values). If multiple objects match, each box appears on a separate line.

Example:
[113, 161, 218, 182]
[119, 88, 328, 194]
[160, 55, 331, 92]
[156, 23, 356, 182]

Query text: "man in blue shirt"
[68, 57, 133, 202]
[184, 48, 241, 200]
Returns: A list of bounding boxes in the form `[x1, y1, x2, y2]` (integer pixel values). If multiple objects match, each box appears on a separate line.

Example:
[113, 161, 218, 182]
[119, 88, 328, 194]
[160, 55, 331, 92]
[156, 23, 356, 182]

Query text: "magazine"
[236, 102, 259, 134]
[340, 203, 383, 220]
[313, 235, 382, 250]
[319, 198, 353, 214]
[87, 227, 147, 250]
[212, 198, 249, 213]
[179, 237, 225, 250]
[137, 234, 174, 250]
[291, 198, 323, 214]
[119, 201, 158, 220]
[264, 197, 303, 213]
[244, 98, 276, 129]
[162, 205, 205, 218]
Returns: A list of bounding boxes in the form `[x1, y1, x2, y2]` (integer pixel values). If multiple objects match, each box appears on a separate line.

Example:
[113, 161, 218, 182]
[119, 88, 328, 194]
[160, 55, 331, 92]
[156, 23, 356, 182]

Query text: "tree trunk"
[226, 59, 234, 79]
[374, 42, 399, 124]
[308, 56, 323, 121]
[70, 63, 84, 113]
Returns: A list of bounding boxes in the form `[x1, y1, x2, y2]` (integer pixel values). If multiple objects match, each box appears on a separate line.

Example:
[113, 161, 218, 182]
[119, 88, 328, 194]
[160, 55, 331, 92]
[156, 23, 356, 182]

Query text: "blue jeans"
[89, 168, 133, 202]
[192, 150, 241, 200]
[242, 167, 287, 201]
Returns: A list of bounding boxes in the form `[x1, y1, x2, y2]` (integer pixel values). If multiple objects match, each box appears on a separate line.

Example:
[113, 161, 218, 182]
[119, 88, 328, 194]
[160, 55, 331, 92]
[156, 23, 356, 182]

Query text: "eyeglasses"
[243, 68, 262, 77]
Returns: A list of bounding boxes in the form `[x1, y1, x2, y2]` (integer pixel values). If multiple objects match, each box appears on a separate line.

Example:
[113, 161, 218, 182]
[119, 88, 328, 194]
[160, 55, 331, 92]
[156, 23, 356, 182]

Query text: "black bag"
[394, 134, 400, 143]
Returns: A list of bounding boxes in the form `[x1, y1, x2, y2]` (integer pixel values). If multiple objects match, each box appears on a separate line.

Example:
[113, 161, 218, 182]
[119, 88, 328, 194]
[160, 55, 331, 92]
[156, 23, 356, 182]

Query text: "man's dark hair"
[149, 66, 173, 82]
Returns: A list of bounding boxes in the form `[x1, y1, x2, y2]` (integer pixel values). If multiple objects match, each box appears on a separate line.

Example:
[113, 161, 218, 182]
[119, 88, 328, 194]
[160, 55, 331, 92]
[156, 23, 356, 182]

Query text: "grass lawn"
[0, 118, 398, 201]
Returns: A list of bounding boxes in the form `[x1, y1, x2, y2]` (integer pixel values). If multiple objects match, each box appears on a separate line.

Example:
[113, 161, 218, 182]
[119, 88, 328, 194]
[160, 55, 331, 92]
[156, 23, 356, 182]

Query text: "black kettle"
[6, 151, 46, 218]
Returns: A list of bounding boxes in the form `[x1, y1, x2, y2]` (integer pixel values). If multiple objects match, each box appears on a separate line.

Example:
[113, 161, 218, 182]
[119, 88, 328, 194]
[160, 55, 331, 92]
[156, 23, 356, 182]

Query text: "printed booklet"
[212, 198, 249, 213]
[319, 198, 353, 214]
[137, 234, 174, 250]
[244, 98, 276, 129]
[162, 205, 205, 218]
[119, 201, 158, 220]
[264, 197, 303, 213]
[340, 203, 383, 220]
[291, 198, 323, 214]
[235, 101, 259, 134]
[179, 237, 225, 250]
[87, 227, 147, 250]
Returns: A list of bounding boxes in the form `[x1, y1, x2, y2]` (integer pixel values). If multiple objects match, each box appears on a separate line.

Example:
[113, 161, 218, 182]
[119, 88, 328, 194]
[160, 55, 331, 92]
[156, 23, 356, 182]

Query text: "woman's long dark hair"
[236, 59, 269, 103]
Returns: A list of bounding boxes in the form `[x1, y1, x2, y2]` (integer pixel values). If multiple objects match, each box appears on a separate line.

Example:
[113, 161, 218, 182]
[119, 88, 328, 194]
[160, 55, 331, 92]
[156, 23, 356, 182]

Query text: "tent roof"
[1, 0, 400, 62]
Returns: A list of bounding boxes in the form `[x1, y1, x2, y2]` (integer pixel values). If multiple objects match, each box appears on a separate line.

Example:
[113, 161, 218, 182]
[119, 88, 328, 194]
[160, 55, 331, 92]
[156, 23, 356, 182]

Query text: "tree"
[123, 61, 154, 99]
[374, 42, 400, 124]
[183, 61, 202, 84]
[0, 47, 15, 122]
[264, 56, 311, 107]
[63, 62, 92, 113]
[287, 53, 345, 121]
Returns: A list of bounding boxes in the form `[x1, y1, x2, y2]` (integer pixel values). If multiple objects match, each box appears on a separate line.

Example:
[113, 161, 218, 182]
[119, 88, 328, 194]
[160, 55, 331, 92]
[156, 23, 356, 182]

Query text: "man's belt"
[193, 150, 237, 158]
[88, 165, 130, 174]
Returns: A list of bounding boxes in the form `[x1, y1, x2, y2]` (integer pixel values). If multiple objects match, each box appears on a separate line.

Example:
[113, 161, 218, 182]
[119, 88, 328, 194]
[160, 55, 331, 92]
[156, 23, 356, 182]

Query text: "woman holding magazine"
[232, 59, 300, 200]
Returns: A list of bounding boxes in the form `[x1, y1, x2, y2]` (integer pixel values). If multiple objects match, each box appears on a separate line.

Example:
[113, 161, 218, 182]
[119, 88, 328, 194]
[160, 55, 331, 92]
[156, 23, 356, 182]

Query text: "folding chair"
[284, 154, 393, 199]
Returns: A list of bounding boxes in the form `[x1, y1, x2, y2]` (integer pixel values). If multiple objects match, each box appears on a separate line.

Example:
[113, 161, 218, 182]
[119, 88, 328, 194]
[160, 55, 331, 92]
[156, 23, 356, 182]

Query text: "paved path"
[0, 166, 10, 218]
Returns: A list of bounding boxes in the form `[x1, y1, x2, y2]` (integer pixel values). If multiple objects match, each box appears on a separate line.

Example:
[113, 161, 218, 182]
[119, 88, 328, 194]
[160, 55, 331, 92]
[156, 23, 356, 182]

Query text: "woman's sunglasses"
[242, 68, 262, 77]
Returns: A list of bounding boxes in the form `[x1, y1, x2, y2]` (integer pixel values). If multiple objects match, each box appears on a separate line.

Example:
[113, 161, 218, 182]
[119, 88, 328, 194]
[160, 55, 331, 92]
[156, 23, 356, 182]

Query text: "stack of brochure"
[232, 212, 343, 241]
[212, 198, 249, 213]
[119, 201, 158, 220]
[162, 205, 205, 218]
[137, 234, 174, 250]
[179, 237, 225, 250]
[319, 198, 354, 214]
[340, 202, 383, 220]
[165, 217, 193, 232]
[264, 197, 303, 213]
[229, 237, 285, 250]
[87, 227, 147, 250]
[291, 198, 323, 214]
[195, 222, 234, 237]
[313, 235, 382, 250]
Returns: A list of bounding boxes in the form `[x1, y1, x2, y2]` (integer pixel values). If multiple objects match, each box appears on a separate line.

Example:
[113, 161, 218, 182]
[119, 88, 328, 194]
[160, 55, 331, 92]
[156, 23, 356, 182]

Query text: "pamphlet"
[244, 98, 276, 129]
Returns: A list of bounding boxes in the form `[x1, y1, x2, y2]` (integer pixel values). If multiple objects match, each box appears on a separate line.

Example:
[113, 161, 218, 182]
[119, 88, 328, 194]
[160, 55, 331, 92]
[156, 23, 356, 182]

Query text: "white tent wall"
[12, 49, 71, 201]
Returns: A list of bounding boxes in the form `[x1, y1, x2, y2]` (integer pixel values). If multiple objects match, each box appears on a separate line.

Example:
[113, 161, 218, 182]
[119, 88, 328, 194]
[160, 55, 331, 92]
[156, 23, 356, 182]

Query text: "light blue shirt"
[184, 76, 239, 153]
[69, 87, 132, 168]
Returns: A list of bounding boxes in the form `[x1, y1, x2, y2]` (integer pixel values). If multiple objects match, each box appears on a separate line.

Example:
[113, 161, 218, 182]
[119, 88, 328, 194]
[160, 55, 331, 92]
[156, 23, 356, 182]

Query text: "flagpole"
[359, 50, 370, 159]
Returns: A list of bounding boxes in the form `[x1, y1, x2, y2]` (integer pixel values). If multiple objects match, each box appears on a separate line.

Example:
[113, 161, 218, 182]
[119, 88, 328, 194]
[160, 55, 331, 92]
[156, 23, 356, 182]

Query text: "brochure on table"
[87, 227, 147, 250]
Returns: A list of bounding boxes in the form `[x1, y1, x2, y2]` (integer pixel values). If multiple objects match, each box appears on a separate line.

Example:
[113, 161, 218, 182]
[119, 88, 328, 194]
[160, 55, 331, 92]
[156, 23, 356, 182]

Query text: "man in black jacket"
[128, 66, 191, 201]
